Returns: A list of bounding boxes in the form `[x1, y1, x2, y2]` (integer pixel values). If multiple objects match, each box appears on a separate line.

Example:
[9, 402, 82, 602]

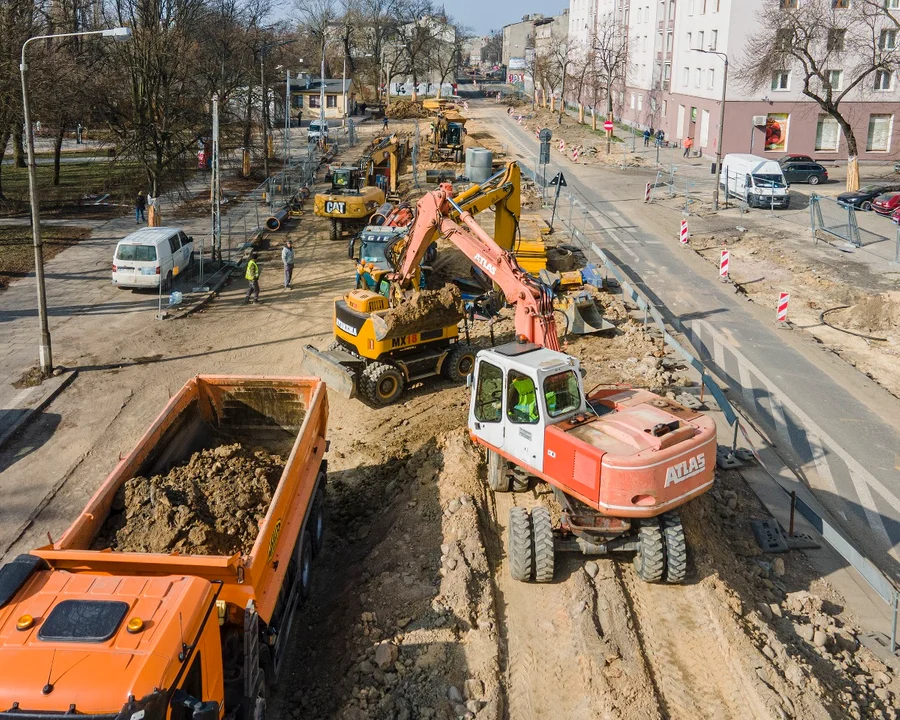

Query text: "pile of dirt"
[373, 285, 465, 340]
[828, 292, 900, 336]
[95, 443, 284, 556]
[385, 101, 430, 120]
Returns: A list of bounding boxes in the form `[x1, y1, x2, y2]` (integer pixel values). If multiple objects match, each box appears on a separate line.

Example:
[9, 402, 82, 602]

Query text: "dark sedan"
[777, 154, 814, 165]
[837, 183, 900, 211]
[782, 161, 829, 185]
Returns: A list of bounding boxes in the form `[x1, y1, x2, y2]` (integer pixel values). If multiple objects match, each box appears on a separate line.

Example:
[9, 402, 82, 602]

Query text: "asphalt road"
[484, 105, 900, 583]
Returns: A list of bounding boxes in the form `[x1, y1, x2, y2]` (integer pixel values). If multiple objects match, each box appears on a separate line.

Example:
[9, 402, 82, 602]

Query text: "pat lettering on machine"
[325, 200, 347, 214]
[664, 453, 706, 488]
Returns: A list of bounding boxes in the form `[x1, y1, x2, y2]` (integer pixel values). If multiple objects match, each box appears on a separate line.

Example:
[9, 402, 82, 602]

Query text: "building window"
[326, 94, 337, 108]
[887, 0, 900, 8]
[702, 0, 707, 12]
[710, 30, 718, 50]
[669, 0, 676, 19]
[666, 31, 673, 52]
[708, 67, 715, 88]
[664, 62, 671, 80]
[695, 68, 702, 87]
[686, 31, 692, 48]
[638, 94, 643, 110]
[643, 35, 648, 51]
[880, 29, 897, 49]
[688, 0, 695, 14]
[833, 0, 850, 7]
[309, 94, 321, 108]
[827, 28, 846, 50]
[683, 66, 690, 86]
[698, 31, 704, 49]
[662, 99, 668, 114]
[827, 69, 843, 90]
[815, 115, 841, 151]
[771, 71, 791, 90]
[780, 0, 798, 7]
[867, 114, 893, 151]
[874, 69, 893, 90]
[631, 93, 636, 108]
[776, 29, 793, 50]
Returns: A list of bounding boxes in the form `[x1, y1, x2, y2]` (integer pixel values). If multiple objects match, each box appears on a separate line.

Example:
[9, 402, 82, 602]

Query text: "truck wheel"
[163, 271, 173, 292]
[309, 486, 326, 557]
[329, 219, 339, 241]
[633, 519, 665, 583]
[442, 343, 476, 381]
[298, 529, 313, 600]
[531, 507, 555, 583]
[661, 511, 687, 584]
[508, 507, 533, 582]
[486, 449, 511, 492]
[361, 362, 404, 406]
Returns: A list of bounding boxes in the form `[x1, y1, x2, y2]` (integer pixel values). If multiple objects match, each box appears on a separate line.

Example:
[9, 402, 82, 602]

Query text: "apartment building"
[568, 0, 900, 160]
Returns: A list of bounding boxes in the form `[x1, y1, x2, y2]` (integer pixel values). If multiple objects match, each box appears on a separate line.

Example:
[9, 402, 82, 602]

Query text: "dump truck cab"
[350, 226, 434, 292]
[0, 559, 223, 720]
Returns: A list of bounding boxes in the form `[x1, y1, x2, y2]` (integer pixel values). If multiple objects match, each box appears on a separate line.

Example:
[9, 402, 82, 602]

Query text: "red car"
[871, 192, 900, 215]
[891, 206, 900, 224]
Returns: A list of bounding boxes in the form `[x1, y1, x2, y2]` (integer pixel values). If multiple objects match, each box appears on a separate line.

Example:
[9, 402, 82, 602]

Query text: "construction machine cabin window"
[544, 371, 581, 418]
[507, 371, 539, 425]
[38, 599, 129, 642]
[474, 361, 503, 423]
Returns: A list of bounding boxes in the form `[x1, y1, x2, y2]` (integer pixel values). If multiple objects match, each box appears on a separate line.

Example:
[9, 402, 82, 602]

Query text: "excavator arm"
[449, 162, 521, 251]
[392, 185, 560, 351]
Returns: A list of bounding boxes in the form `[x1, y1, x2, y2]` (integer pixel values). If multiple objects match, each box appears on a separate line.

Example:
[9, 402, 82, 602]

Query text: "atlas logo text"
[664, 454, 706, 488]
[474, 253, 497, 276]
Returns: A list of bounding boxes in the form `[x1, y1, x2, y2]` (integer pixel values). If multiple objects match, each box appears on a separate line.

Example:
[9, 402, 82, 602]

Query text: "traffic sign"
[549, 171, 567, 187]
[539, 128, 553, 142]
[603, 120, 614, 132]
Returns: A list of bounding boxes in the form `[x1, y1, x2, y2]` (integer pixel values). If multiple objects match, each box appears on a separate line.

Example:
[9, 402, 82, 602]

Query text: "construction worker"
[244, 251, 260, 304]
[282, 240, 294, 290]
[509, 375, 538, 422]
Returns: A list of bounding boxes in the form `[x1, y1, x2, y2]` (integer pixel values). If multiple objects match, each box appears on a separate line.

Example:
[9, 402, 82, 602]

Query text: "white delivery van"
[111, 227, 194, 290]
[719, 154, 790, 209]
[307, 119, 329, 143]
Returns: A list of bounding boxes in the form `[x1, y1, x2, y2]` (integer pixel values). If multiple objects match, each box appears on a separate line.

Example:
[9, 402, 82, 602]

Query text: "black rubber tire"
[486, 449, 510, 492]
[329, 218, 339, 241]
[808, 175, 820, 185]
[309, 485, 326, 557]
[511, 473, 530, 492]
[662, 511, 687, 584]
[508, 507, 533, 582]
[633, 519, 665, 583]
[298, 529, 313, 601]
[442, 343, 476, 381]
[862, 201, 873, 211]
[531, 507, 555, 583]
[360, 362, 404, 406]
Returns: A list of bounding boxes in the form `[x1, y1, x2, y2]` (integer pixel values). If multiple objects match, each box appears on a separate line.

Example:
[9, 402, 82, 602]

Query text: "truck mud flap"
[300, 345, 358, 398]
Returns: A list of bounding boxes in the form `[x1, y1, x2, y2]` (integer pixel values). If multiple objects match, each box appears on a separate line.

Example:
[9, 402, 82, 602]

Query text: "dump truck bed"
[31, 375, 328, 622]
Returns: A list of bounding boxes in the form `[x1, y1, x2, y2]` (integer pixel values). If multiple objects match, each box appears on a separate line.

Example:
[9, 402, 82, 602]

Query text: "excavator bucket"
[300, 345, 359, 398]
[372, 286, 466, 341]
[562, 293, 614, 335]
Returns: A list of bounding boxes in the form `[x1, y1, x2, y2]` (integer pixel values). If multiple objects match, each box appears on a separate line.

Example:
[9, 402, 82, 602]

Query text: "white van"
[719, 154, 790, 209]
[307, 119, 329, 143]
[111, 227, 194, 290]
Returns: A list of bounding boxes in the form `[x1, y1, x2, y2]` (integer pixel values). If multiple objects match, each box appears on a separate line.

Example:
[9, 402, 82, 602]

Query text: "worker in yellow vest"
[510, 375, 538, 422]
[244, 251, 260, 304]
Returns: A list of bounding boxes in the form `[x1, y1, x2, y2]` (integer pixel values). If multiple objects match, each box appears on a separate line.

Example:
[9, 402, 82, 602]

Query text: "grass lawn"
[0, 226, 92, 292]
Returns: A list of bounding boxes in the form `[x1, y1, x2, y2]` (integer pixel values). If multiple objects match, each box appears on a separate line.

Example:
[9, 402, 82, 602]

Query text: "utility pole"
[211, 94, 221, 262]
[694, 48, 728, 211]
[284, 70, 291, 166]
[260, 52, 269, 178]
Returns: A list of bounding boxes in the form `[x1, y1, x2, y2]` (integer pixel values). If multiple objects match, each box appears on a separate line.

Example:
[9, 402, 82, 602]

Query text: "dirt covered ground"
[95, 443, 284, 555]
[690, 228, 900, 398]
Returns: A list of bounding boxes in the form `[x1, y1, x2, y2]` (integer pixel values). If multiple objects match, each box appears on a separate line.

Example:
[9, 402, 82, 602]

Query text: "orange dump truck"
[0, 376, 328, 720]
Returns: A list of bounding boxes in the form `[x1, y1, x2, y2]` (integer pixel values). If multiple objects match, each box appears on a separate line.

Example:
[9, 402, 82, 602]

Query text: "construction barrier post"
[645, 182, 651, 203]
[777, 292, 790, 323]
[719, 248, 730, 281]
[680, 217, 689, 245]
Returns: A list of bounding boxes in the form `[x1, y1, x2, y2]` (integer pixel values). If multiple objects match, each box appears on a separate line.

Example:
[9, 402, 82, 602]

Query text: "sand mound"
[385, 100, 430, 119]
[95, 443, 284, 556]
[830, 291, 900, 335]
[373, 285, 465, 340]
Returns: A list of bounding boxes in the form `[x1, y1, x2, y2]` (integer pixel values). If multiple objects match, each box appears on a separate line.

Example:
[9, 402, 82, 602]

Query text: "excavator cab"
[330, 166, 361, 193]
[445, 122, 465, 147]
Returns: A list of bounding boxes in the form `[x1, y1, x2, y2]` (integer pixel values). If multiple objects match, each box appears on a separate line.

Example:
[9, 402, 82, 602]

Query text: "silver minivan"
[111, 227, 194, 290]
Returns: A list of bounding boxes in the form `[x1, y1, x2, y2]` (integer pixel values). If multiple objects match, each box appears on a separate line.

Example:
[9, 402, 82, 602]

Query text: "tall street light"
[20, 26, 132, 375]
[319, 37, 342, 150]
[693, 47, 728, 211]
[260, 38, 296, 178]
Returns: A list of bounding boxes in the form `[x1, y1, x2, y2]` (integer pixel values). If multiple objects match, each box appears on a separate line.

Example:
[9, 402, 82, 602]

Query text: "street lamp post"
[20, 26, 131, 375]
[694, 48, 728, 211]
[260, 39, 297, 178]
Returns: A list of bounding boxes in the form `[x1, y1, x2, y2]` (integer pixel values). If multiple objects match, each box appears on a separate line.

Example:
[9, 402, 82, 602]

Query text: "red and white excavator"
[382, 185, 717, 584]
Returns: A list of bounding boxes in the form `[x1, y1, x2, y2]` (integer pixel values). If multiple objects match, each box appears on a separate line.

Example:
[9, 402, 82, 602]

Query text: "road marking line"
[736, 356, 757, 409]
[695, 318, 900, 556]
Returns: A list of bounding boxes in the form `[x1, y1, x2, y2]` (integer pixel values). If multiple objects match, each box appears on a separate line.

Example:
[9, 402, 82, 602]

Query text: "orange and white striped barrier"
[463, 101, 469, 111]
[559, 140, 565, 152]
[572, 146, 579, 162]
[777, 292, 790, 323]
[719, 249, 730, 280]
[644, 182, 651, 203]
[679, 218, 689, 245]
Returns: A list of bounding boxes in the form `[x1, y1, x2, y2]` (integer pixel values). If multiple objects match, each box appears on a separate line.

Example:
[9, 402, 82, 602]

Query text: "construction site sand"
[96, 443, 284, 556]
[377, 285, 465, 339]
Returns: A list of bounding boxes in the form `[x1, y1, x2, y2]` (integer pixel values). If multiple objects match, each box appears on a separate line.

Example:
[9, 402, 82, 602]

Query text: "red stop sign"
[604, 120, 614, 132]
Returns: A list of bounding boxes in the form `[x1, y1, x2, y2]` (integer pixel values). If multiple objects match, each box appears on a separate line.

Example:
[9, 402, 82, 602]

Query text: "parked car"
[307, 119, 329, 143]
[871, 192, 900, 215]
[837, 183, 900, 211]
[719, 153, 790, 209]
[112, 226, 194, 290]
[777, 154, 814, 165]
[781, 161, 829, 185]
[891, 207, 900, 224]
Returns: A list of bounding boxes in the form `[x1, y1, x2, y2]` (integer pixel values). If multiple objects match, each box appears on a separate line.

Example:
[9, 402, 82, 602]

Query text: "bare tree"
[534, 48, 562, 108]
[431, 22, 465, 98]
[0, 0, 38, 193]
[397, 0, 436, 101]
[739, 0, 900, 190]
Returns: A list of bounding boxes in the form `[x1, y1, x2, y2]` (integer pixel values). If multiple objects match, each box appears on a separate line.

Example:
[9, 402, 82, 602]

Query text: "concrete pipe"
[265, 209, 289, 232]
[465, 148, 493, 183]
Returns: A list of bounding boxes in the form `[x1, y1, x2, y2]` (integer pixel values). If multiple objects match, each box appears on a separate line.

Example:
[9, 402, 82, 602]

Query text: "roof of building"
[291, 78, 352, 94]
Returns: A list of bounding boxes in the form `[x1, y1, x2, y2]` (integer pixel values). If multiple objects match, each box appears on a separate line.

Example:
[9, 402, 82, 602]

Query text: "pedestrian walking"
[282, 240, 295, 289]
[244, 251, 260, 304]
[382, 116, 389, 131]
[643, 128, 651, 147]
[656, 129, 664, 146]
[683, 136, 694, 158]
[76, 122, 83, 145]
[135, 191, 147, 224]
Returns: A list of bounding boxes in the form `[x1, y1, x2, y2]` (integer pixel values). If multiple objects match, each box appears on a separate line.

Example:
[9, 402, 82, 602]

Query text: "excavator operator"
[508, 371, 539, 423]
